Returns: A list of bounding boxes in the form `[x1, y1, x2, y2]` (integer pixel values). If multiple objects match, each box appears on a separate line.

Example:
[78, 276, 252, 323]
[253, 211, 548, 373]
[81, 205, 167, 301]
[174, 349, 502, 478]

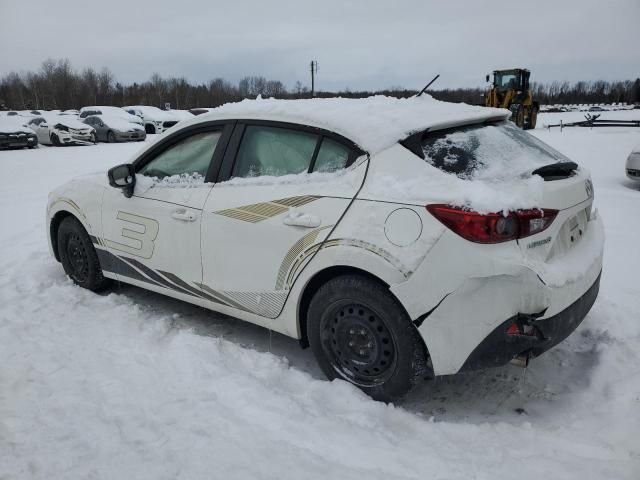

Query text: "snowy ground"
[1, 118, 639, 479]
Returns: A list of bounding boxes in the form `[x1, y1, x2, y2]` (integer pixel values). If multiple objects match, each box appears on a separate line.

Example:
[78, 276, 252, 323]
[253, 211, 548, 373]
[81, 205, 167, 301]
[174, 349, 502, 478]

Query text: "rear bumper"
[459, 271, 600, 372]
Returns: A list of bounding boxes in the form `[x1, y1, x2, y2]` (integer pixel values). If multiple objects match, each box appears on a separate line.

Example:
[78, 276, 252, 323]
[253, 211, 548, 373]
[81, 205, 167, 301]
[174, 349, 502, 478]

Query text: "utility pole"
[310, 60, 318, 97]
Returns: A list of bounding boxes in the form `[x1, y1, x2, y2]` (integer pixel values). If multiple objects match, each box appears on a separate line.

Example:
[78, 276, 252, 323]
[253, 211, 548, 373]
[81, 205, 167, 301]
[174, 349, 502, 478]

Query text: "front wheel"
[307, 275, 429, 402]
[57, 216, 111, 291]
[51, 133, 61, 146]
[107, 131, 116, 143]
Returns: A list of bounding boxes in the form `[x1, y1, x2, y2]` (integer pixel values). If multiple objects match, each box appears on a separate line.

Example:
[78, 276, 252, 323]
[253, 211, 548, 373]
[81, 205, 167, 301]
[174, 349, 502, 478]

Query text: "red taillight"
[426, 204, 558, 244]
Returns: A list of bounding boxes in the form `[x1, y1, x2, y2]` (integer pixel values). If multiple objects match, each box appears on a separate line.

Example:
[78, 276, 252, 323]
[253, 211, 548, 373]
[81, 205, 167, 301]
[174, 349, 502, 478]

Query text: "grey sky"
[1, 0, 638, 91]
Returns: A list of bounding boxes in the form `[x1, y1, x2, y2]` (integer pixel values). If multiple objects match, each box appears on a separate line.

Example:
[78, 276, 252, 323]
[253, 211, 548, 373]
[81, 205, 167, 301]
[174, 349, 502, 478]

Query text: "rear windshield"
[420, 122, 569, 179]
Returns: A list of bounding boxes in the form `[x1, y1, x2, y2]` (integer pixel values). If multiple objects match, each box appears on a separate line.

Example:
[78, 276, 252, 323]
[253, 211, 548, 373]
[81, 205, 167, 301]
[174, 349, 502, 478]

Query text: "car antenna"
[416, 74, 440, 97]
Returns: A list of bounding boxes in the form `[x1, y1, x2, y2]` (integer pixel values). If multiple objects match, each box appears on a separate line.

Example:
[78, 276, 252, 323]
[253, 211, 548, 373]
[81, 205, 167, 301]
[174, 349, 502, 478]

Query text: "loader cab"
[491, 69, 530, 92]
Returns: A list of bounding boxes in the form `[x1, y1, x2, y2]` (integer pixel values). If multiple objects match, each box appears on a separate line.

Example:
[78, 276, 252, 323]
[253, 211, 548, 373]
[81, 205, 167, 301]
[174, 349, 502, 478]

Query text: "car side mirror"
[107, 163, 136, 198]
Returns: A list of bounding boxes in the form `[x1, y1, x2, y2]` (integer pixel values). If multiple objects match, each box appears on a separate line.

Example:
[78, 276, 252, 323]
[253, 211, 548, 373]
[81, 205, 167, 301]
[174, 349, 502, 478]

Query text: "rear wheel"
[57, 216, 111, 292]
[307, 275, 429, 402]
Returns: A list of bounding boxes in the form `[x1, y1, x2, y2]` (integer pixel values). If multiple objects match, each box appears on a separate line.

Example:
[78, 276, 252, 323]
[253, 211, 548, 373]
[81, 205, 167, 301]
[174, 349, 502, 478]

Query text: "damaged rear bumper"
[459, 271, 601, 372]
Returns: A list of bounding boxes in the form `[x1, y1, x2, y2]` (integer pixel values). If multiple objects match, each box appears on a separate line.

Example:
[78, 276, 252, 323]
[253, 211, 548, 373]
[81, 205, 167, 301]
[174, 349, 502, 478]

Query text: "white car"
[79, 106, 143, 127]
[46, 96, 603, 401]
[626, 145, 640, 181]
[122, 105, 181, 134]
[27, 115, 95, 146]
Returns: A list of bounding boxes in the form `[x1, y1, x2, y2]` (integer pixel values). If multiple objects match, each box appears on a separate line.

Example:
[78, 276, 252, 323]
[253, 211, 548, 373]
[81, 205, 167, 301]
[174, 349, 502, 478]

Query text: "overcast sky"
[1, 0, 638, 91]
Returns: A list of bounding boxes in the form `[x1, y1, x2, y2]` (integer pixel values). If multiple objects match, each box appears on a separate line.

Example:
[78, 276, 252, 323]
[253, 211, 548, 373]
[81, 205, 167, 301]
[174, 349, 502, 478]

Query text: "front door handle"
[171, 209, 197, 222]
[283, 211, 321, 228]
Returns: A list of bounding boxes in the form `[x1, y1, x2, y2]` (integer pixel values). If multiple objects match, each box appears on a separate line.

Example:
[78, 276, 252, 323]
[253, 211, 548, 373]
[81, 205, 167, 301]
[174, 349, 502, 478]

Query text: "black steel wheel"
[57, 216, 111, 291]
[307, 274, 430, 402]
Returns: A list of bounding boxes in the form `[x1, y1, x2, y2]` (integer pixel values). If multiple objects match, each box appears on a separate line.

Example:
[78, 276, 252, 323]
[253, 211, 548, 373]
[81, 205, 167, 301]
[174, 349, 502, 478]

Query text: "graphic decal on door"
[104, 211, 159, 259]
[214, 196, 320, 223]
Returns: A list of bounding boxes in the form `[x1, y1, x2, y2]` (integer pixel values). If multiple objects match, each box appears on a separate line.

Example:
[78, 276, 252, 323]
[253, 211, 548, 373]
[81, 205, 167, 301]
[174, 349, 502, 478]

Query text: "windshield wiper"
[532, 161, 578, 181]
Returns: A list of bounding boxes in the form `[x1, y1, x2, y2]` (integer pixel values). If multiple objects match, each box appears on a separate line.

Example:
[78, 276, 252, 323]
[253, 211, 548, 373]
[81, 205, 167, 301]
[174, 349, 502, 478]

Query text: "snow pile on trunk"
[198, 95, 509, 154]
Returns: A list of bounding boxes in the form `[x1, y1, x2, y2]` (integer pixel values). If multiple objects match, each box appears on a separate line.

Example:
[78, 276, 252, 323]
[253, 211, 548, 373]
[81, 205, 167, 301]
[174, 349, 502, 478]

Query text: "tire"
[525, 106, 539, 130]
[91, 132, 97, 144]
[307, 274, 429, 402]
[57, 216, 111, 292]
[511, 104, 525, 128]
[107, 131, 116, 143]
[51, 133, 61, 146]
[145, 124, 155, 134]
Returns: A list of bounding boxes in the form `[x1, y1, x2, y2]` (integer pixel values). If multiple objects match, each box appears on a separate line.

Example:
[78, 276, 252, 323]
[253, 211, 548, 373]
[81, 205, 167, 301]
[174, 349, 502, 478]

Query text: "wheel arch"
[49, 210, 76, 261]
[297, 265, 410, 349]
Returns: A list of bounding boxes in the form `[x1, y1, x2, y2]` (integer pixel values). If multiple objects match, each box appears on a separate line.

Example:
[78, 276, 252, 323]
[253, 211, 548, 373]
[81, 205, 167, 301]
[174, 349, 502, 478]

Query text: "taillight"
[426, 204, 558, 244]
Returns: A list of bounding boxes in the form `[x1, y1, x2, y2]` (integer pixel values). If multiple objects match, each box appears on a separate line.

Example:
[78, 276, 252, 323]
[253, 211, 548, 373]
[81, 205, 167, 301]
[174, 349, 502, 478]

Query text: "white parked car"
[46, 96, 604, 401]
[123, 105, 181, 134]
[626, 144, 640, 181]
[27, 115, 95, 146]
[79, 106, 143, 127]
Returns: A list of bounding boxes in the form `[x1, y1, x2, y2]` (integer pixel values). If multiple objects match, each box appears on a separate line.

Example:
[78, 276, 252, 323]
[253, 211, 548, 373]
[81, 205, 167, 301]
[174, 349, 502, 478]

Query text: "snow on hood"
[44, 114, 92, 130]
[195, 95, 510, 154]
[92, 115, 145, 132]
[0, 116, 35, 134]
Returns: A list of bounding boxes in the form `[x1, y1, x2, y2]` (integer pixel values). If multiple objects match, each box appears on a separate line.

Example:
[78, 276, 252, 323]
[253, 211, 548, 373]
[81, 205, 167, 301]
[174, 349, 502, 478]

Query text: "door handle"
[171, 209, 197, 222]
[283, 211, 321, 228]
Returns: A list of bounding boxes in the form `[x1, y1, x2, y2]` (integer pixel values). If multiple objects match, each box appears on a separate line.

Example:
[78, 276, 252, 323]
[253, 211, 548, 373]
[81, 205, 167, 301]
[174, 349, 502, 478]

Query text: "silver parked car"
[626, 145, 640, 182]
[82, 115, 146, 143]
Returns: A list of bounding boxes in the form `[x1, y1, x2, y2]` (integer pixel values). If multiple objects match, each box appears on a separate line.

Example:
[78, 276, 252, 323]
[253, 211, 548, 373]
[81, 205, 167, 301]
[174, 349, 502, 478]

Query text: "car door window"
[232, 125, 318, 178]
[138, 130, 221, 180]
[312, 137, 354, 173]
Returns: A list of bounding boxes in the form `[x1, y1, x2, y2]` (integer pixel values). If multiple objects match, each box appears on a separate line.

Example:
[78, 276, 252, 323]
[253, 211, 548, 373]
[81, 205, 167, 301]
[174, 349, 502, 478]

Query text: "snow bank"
[200, 95, 509, 154]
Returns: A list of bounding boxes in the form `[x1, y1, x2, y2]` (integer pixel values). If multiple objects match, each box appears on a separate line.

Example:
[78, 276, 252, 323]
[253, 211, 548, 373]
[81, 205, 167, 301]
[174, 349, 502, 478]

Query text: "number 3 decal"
[105, 211, 159, 259]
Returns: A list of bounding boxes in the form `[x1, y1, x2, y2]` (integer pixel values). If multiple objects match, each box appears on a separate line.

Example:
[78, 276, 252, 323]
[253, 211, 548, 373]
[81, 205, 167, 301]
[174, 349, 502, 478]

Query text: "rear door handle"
[171, 209, 197, 222]
[283, 211, 321, 228]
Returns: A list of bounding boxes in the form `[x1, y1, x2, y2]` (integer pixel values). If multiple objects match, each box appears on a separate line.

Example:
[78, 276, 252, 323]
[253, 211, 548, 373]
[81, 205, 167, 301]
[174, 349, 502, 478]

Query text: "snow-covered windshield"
[420, 122, 570, 180]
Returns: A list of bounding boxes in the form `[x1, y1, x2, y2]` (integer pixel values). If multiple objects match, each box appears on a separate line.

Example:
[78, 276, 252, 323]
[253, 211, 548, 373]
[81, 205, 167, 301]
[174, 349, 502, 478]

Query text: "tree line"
[1, 58, 639, 111]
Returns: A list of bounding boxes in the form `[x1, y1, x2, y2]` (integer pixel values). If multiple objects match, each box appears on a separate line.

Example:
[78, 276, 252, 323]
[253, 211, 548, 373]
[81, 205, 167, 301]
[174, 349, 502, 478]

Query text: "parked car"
[79, 106, 143, 127]
[46, 97, 603, 401]
[82, 114, 146, 143]
[0, 116, 38, 149]
[626, 144, 640, 181]
[588, 106, 607, 112]
[122, 105, 181, 134]
[168, 109, 195, 122]
[26, 115, 95, 146]
[60, 109, 80, 116]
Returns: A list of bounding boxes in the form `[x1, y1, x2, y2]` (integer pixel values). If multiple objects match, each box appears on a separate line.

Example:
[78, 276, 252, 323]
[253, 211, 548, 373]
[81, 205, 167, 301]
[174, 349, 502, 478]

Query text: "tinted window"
[420, 121, 570, 179]
[313, 137, 353, 173]
[233, 126, 318, 178]
[138, 131, 221, 180]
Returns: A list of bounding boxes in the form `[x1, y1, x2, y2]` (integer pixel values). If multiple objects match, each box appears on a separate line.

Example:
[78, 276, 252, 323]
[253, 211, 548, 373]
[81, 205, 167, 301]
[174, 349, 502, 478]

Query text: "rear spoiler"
[399, 115, 508, 159]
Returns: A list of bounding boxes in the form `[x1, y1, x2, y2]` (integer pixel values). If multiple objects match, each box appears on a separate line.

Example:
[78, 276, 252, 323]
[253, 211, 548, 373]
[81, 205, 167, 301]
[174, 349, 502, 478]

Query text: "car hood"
[0, 117, 35, 135]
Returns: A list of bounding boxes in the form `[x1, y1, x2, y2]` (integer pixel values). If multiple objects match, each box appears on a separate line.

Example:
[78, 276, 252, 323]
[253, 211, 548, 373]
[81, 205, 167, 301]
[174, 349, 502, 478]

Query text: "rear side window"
[138, 131, 221, 180]
[233, 126, 318, 178]
[419, 121, 570, 179]
[313, 137, 352, 173]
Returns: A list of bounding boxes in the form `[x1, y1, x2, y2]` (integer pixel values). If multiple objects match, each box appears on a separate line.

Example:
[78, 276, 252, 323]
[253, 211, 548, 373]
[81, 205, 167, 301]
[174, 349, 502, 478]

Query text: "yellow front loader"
[485, 68, 539, 130]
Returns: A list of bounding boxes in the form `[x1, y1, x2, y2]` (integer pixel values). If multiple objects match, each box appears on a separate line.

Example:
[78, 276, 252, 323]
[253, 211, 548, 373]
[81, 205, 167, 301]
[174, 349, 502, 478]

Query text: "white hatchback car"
[47, 96, 604, 401]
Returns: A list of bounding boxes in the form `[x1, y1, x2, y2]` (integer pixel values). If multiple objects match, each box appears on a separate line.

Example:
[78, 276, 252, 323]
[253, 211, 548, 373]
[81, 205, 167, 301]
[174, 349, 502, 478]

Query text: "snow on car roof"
[194, 95, 510, 154]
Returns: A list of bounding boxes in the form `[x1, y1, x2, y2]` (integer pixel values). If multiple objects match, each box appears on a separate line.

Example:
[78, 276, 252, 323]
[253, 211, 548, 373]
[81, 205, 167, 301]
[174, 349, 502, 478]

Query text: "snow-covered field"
[1, 117, 639, 479]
